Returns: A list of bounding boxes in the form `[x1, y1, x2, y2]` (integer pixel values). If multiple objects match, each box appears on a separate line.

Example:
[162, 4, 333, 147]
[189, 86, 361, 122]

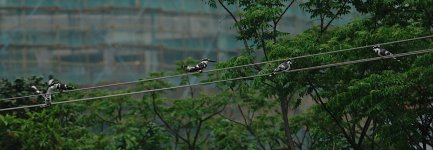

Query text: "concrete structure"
[0, 0, 312, 84]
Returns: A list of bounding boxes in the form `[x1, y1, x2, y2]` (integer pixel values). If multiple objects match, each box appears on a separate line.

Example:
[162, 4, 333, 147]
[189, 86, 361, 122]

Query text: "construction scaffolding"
[0, 0, 312, 84]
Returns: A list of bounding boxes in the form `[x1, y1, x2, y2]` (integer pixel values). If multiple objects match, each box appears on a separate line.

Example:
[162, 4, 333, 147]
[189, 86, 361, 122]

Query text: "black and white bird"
[186, 58, 216, 73]
[372, 45, 400, 61]
[47, 79, 74, 93]
[269, 59, 293, 77]
[31, 79, 74, 107]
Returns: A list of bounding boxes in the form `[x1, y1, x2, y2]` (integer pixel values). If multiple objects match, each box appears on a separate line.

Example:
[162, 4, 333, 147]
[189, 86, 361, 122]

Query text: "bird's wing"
[278, 63, 287, 70]
[31, 86, 41, 94]
[46, 86, 57, 95]
[386, 50, 393, 55]
[273, 64, 284, 72]
[197, 62, 207, 68]
[380, 48, 389, 54]
[187, 66, 200, 72]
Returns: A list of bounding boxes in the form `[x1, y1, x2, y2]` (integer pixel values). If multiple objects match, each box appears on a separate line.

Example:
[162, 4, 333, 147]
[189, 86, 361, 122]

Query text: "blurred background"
[1, 0, 319, 85]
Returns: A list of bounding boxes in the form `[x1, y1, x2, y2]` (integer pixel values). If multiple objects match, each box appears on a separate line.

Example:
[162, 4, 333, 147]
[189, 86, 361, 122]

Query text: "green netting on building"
[0, 0, 321, 84]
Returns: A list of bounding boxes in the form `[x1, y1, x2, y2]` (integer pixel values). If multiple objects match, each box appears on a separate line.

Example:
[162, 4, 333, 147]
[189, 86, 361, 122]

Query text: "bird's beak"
[209, 60, 216, 62]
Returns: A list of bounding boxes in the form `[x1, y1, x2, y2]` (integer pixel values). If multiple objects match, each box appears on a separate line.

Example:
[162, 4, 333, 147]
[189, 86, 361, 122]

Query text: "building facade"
[0, 0, 312, 84]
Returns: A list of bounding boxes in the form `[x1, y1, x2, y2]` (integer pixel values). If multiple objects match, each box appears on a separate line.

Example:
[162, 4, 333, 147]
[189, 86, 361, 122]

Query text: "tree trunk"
[118, 102, 122, 121]
[422, 116, 428, 150]
[261, 27, 269, 61]
[279, 94, 296, 150]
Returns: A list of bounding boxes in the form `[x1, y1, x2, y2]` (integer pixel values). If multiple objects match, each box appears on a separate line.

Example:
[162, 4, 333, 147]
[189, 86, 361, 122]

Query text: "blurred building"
[0, 0, 313, 84]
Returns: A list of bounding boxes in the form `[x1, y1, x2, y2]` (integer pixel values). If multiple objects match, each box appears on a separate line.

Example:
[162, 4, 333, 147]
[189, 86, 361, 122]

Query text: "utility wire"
[1, 34, 432, 101]
[1, 48, 432, 111]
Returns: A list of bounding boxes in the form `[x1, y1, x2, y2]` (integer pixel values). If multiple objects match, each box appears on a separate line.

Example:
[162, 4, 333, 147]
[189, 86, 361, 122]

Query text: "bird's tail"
[41, 101, 51, 108]
[390, 54, 400, 62]
[269, 72, 275, 77]
[59, 84, 74, 92]
[185, 65, 192, 70]
[386, 51, 400, 62]
[31, 86, 41, 94]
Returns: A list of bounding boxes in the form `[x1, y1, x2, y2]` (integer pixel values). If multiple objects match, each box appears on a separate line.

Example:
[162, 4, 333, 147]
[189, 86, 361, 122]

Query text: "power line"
[1, 34, 432, 101]
[1, 48, 432, 111]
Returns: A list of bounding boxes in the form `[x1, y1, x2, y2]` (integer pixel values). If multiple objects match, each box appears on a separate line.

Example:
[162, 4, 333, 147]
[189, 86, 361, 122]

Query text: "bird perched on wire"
[269, 59, 293, 77]
[31, 79, 74, 108]
[372, 45, 400, 61]
[186, 58, 216, 73]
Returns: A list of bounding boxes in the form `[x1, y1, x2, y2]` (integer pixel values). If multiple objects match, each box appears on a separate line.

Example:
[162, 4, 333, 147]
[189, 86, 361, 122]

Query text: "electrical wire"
[1, 48, 432, 111]
[1, 35, 432, 101]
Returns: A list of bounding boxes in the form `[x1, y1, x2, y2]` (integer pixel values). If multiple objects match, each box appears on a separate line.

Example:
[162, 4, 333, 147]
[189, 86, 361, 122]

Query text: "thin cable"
[1, 35, 432, 101]
[1, 48, 432, 111]
[0, 104, 45, 111]
[285, 48, 433, 73]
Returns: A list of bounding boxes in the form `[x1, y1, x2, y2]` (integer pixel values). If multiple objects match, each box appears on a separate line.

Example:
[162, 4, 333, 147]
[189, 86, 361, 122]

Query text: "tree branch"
[294, 132, 302, 148]
[186, 75, 194, 98]
[350, 115, 357, 146]
[273, 0, 295, 42]
[275, 0, 296, 24]
[301, 127, 309, 147]
[278, 92, 297, 150]
[262, 81, 273, 87]
[191, 119, 203, 150]
[343, 113, 355, 139]
[198, 132, 212, 146]
[261, 26, 269, 61]
[357, 117, 372, 149]
[238, 104, 249, 125]
[365, 133, 381, 149]
[95, 113, 117, 125]
[218, 111, 266, 150]
[117, 102, 122, 122]
[217, 0, 251, 50]
[186, 124, 192, 144]
[151, 92, 190, 145]
[217, 0, 239, 23]
[249, 110, 255, 123]
[309, 82, 356, 148]
[189, 105, 226, 149]
[321, 0, 349, 34]
[386, 107, 422, 149]
[174, 134, 179, 150]
[203, 105, 226, 121]
[218, 113, 246, 127]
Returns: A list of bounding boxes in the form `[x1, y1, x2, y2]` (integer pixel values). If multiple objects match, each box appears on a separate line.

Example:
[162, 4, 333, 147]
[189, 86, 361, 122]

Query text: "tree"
[0, 76, 46, 117]
[203, 0, 295, 59]
[202, 1, 302, 149]
[352, 0, 433, 31]
[277, 18, 433, 149]
[300, 0, 352, 39]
